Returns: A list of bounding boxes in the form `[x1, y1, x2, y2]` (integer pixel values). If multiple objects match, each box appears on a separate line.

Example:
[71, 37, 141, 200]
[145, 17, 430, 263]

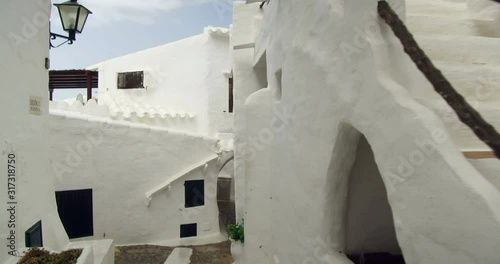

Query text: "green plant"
[228, 220, 244, 243]
[18, 248, 82, 264]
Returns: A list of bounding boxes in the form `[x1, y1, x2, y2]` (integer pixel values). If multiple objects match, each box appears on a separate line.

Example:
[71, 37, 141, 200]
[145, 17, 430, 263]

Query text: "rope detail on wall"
[377, 0, 500, 159]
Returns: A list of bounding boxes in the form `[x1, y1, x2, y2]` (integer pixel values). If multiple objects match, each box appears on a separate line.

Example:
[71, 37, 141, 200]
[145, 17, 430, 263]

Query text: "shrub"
[18, 248, 82, 264]
[228, 220, 244, 243]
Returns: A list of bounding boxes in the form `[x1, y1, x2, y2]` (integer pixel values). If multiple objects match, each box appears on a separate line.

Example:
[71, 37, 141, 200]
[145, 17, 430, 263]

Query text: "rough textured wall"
[0, 1, 69, 261]
[234, 0, 500, 263]
[231, 2, 266, 224]
[49, 116, 224, 246]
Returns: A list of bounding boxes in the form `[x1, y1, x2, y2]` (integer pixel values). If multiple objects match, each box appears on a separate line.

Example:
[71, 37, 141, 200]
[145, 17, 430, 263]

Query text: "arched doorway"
[324, 123, 405, 264]
[344, 136, 404, 264]
[217, 156, 236, 237]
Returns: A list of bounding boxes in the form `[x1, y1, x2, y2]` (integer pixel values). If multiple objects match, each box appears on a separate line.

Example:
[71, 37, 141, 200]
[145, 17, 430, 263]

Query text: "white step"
[406, 0, 467, 17]
[419, 61, 500, 102]
[415, 35, 500, 65]
[415, 99, 500, 150]
[407, 15, 499, 38]
[67, 239, 115, 264]
[164, 248, 193, 264]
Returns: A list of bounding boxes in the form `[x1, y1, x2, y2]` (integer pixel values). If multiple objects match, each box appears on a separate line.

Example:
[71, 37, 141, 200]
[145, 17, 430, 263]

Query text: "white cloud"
[56, 0, 214, 27]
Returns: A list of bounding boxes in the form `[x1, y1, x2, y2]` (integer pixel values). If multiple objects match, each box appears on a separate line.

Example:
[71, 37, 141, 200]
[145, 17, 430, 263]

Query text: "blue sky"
[50, 0, 233, 100]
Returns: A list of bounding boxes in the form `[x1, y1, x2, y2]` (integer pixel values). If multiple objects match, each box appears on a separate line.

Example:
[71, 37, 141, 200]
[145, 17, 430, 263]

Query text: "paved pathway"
[115, 241, 233, 264]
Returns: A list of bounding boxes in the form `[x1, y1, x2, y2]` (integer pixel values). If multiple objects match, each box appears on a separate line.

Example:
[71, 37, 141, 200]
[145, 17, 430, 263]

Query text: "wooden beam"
[463, 151, 496, 159]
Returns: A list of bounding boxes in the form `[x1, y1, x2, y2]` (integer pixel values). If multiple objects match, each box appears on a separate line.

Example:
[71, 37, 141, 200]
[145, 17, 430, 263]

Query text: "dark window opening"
[180, 223, 197, 238]
[229, 77, 234, 113]
[117, 71, 144, 89]
[255, 51, 268, 89]
[25, 221, 43, 248]
[275, 69, 282, 101]
[217, 178, 232, 201]
[185, 180, 205, 208]
[56, 189, 94, 239]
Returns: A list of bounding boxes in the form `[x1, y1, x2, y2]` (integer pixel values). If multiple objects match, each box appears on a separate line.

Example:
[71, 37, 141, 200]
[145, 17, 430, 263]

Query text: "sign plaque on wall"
[29, 96, 42, 116]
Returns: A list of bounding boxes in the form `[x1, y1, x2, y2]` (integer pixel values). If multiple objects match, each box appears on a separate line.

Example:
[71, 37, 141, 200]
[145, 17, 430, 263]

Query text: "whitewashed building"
[0, 1, 114, 263]
[86, 26, 232, 137]
[2, 0, 500, 263]
[231, 0, 500, 263]
[1, 1, 233, 263]
[47, 27, 235, 250]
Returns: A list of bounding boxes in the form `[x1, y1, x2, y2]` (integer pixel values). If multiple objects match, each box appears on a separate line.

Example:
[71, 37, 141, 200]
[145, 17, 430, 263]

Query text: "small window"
[180, 223, 197, 238]
[185, 180, 205, 208]
[117, 71, 144, 89]
[25, 221, 43, 248]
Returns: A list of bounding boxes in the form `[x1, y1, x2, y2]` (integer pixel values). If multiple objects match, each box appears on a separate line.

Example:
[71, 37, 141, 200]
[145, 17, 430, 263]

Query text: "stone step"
[406, 0, 467, 17]
[441, 0, 466, 3]
[407, 15, 500, 38]
[414, 35, 500, 65]
[164, 248, 193, 264]
[418, 61, 500, 102]
[415, 99, 500, 150]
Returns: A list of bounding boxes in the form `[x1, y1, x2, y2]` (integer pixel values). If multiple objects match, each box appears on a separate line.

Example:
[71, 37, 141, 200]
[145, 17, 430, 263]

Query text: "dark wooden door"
[55, 189, 94, 239]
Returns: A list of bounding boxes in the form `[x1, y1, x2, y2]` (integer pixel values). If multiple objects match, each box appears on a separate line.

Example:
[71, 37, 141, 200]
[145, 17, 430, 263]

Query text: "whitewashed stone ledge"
[145, 154, 219, 207]
[205, 26, 230, 37]
[49, 110, 218, 142]
[164, 248, 193, 264]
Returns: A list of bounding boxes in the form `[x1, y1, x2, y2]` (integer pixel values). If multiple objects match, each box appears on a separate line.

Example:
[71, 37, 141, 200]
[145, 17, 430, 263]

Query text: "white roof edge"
[87, 32, 209, 66]
[86, 62, 102, 71]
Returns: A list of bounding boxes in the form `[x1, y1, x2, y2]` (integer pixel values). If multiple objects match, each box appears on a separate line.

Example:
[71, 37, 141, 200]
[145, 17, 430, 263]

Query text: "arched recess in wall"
[255, 51, 268, 89]
[217, 154, 236, 235]
[324, 122, 404, 264]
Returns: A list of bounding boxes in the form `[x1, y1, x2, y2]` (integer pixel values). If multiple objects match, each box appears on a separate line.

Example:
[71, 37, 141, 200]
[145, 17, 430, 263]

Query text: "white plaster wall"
[231, 1, 265, 224]
[0, 1, 69, 262]
[235, 0, 500, 263]
[92, 28, 232, 137]
[242, 88, 274, 264]
[205, 31, 234, 136]
[49, 116, 223, 246]
[469, 159, 500, 191]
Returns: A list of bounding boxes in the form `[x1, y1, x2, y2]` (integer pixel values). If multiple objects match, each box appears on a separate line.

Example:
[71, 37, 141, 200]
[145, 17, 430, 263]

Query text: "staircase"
[405, 0, 500, 151]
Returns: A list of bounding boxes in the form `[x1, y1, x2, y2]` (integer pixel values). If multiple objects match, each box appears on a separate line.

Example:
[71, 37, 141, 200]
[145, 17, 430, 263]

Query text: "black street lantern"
[50, 0, 92, 48]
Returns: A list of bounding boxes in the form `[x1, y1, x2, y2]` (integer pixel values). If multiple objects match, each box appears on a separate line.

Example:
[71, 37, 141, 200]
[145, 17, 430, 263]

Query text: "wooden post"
[229, 77, 234, 113]
[86, 71, 92, 101]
